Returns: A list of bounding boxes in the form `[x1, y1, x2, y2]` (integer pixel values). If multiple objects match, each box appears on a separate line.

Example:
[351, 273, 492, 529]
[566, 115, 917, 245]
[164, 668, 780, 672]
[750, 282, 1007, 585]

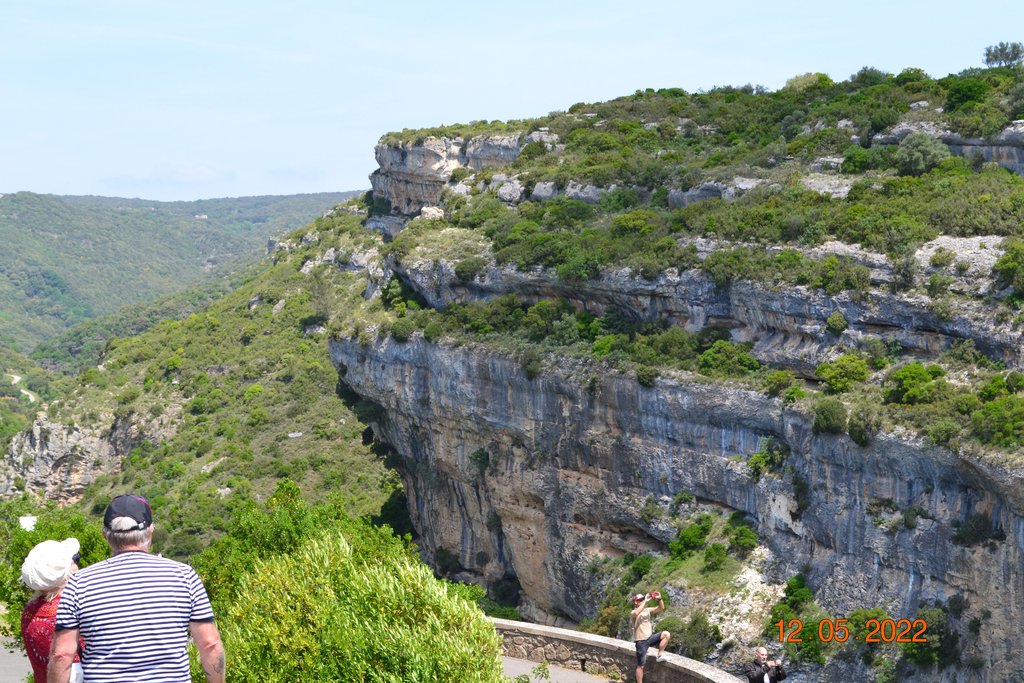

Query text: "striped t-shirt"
[55, 551, 214, 683]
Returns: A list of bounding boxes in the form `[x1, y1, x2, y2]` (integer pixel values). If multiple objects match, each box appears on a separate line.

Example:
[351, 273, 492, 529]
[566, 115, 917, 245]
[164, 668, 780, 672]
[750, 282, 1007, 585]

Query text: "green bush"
[454, 257, 488, 283]
[389, 316, 417, 342]
[971, 395, 1024, 446]
[813, 397, 848, 434]
[764, 370, 797, 397]
[676, 611, 722, 660]
[848, 401, 883, 446]
[728, 525, 758, 557]
[895, 133, 951, 177]
[214, 530, 504, 682]
[815, 354, 870, 394]
[825, 311, 848, 336]
[697, 340, 760, 377]
[669, 514, 713, 559]
[703, 543, 727, 572]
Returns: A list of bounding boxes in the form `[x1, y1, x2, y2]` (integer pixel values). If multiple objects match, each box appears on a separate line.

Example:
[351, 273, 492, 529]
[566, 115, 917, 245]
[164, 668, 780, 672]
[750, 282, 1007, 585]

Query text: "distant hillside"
[31, 264, 258, 375]
[0, 191, 359, 350]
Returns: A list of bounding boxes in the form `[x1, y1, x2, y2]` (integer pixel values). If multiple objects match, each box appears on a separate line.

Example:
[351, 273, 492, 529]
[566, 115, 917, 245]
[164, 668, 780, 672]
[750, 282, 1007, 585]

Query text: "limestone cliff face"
[329, 335, 1024, 679]
[369, 134, 524, 215]
[389, 255, 1024, 376]
[0, 407, 180, 502]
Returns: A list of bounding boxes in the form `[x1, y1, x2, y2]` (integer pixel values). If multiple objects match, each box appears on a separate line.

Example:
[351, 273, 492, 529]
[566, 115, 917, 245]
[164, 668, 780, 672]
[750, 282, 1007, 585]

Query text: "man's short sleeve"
[186, 567, 215, 623]
[54, 576, 81, 631]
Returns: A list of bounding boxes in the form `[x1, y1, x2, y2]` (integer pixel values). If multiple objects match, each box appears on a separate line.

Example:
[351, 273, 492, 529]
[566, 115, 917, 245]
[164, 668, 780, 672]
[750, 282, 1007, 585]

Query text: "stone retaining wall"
[493, 619, 743, 683]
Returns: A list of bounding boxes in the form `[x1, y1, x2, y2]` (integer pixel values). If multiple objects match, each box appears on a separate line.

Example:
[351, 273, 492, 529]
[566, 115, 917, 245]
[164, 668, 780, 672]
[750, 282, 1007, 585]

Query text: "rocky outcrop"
[330, 334, 1024, 680]
[388, 246, 1023, 376]
[874, 120, 1024, 174]
[0, 405, 179, 501]
[369, 134, 526, 215]
[0, 406, 179, 502]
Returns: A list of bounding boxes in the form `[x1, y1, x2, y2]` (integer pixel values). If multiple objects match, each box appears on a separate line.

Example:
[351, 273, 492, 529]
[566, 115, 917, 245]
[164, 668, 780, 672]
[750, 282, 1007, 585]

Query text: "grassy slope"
[51, 211, 398, 557]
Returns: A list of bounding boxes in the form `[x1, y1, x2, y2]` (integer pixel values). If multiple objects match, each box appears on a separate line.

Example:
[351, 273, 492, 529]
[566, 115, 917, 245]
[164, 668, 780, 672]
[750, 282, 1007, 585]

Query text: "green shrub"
[214, 530, 504, 682]
[389, 316, 417, 342]
[848, 401, 882, 446]
[669, 514, 713, 559]
[697, 340, 760, 377]
[825, 311, 848, 336]
[764, 370, 797, 397]
[454, 257, 488, 283]
[927, 273, 954, 298]
[448, 167, 472, 184]
[895, 133, 951, 177]
[703, 543, 727, 572]
[813, 397, 848, 434]
[676, 611, 722, 660]
[728, 525, 758, 557]
[636, 365, 659, 387]
[883, 363, 949, 404]
[747, 437, 789, 479]
[815, 354, 870, 394]
[971, 395, 1024, 446]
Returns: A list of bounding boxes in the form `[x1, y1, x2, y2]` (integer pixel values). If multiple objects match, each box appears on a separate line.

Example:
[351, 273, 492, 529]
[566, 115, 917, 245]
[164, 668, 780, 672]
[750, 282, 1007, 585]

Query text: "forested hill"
[0, 191, 358, 350]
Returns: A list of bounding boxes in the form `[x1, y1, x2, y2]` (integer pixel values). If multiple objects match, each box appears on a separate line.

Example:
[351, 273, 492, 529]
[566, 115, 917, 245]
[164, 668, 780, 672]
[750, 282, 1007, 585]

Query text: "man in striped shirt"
[48, 495, 225, 683]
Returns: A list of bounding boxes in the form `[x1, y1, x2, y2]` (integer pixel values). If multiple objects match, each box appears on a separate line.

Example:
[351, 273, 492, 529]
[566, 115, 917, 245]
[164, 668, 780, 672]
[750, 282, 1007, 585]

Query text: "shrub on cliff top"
[812, 397, 848, 434]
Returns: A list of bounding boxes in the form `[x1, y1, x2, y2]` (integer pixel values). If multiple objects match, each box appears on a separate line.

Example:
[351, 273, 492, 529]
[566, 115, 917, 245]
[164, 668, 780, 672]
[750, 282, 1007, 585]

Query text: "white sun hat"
[20, 538, 80, 592]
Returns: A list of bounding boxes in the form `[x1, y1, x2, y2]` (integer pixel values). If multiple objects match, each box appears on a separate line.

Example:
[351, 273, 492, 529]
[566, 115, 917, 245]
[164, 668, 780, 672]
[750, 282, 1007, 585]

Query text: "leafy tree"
[984, 41, 1024, 67]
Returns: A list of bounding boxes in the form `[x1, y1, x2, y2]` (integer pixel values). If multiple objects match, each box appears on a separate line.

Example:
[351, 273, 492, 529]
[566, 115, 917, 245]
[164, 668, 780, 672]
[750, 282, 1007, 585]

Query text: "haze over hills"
[0, 191, 359, 351]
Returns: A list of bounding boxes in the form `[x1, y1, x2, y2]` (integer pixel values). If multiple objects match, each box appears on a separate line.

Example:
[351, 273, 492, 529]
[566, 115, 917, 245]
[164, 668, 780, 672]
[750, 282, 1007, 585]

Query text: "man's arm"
[189, 621, 225, 683]
[47, 629, 80, 683]
[649, 597, 666, 615]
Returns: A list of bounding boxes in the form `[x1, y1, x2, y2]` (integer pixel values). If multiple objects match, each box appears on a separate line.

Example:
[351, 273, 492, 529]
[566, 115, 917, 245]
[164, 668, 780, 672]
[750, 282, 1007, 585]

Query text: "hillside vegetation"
[0, 191, 356, 350]
[372, 59, 1024, 462]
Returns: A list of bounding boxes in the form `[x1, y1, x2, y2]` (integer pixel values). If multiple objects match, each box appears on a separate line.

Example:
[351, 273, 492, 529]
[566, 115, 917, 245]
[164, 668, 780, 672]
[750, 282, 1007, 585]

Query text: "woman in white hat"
[20, 538, 83, 683]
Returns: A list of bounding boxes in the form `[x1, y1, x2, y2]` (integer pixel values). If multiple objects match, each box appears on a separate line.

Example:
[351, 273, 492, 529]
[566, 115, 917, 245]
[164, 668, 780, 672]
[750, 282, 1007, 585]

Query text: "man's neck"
[112, 546, 150, 555]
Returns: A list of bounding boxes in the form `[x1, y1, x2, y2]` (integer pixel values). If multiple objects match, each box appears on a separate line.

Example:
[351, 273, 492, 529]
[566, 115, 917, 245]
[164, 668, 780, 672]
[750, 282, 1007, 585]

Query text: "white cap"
[20, 538, 80, 592]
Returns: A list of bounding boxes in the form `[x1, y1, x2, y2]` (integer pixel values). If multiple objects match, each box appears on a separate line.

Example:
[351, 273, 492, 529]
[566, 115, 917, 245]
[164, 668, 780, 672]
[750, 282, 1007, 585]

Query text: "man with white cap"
[20, 538, 82, 683]
[48, 494, 225, 683]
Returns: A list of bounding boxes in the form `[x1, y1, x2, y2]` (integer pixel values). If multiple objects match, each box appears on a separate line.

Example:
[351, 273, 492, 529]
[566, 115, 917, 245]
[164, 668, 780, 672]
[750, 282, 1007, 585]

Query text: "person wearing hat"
[630, 590, 671, 683]
[48, 494, 225, 683]
[20, 538, 83, 683]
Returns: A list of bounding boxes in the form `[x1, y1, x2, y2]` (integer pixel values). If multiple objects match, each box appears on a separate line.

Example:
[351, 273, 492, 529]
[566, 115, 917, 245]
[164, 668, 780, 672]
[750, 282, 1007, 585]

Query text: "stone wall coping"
[493, 618, 744, 683]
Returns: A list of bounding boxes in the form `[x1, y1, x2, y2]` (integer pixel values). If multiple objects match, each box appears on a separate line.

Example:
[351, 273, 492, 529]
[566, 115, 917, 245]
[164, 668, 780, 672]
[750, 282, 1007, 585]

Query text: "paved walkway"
[1, 647, 609, 682]
[503, 656, 609, 682]
[0, 646, 30, 683]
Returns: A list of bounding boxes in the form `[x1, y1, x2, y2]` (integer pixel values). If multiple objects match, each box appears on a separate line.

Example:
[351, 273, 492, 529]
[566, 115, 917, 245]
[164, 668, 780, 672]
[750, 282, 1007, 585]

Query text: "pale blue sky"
[1, 1, 1021, 200]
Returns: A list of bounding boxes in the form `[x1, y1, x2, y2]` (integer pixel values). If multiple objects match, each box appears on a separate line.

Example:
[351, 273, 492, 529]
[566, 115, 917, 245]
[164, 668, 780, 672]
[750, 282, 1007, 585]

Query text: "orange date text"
[774, 618, 928, 644]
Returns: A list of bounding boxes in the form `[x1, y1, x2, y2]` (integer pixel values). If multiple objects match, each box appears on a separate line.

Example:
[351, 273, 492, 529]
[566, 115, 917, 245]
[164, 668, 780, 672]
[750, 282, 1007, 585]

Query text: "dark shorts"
[634, 632, 662, 666]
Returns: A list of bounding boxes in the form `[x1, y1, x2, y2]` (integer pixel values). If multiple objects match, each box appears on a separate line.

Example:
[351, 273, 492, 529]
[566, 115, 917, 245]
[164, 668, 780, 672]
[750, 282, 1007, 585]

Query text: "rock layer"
[329, 334, 1024, 679]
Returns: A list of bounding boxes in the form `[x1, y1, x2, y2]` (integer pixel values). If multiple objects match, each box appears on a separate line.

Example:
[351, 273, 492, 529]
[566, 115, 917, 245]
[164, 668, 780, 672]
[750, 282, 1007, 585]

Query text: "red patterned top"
[21, 594, 80, 683]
